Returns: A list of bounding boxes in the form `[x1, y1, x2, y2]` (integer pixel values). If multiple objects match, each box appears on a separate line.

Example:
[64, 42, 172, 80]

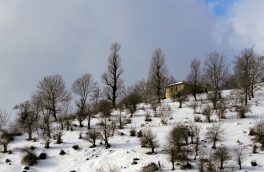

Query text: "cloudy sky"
[0, 0, 263, 113]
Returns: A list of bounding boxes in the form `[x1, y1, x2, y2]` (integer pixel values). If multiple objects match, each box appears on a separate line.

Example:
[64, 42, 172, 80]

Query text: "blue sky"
[205, 0, 237, 15]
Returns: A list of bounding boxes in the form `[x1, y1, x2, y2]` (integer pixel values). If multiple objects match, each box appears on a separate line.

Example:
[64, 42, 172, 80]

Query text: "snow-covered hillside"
[1, 88, 264, 172]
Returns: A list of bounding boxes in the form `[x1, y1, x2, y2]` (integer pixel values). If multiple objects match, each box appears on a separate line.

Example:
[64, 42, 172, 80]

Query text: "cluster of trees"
[187, 47, 264, 108]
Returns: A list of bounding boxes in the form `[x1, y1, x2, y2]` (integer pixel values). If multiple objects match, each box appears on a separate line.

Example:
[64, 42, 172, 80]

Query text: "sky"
[0, 0, 263, 114]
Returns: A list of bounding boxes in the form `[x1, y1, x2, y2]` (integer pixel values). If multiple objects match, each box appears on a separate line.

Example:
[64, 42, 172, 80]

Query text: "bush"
[181, 162, 192, 169]
[194, 116, 201, 122]
[251, 160, 257, 166]
[141, 162, 159, 172]
[38, 152, 47, 159]
[29, 146, 36, 150]
[137, 130, 143, 138]
[126, 118, 132, 124]
[145, 113, 152, 122]
[59, 150, 66, 156]
[72, 145, 80, 150]
[130, 129, 136, 137]
[21, 151, 38, 166]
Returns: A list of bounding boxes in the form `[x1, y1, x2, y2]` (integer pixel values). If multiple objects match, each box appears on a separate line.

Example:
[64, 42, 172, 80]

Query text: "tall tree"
[72, 73, 98, 128]
[148, 48, 168, 103]
[234, 48, 256, 104]
[204, 51, 228, 108]
[187, 58, 202, 101]
[102, 42, 124, 108]
[36, 74, 71, 121]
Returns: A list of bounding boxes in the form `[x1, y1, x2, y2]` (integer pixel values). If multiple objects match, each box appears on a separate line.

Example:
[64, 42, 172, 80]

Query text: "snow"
[1, 88, 264, 171]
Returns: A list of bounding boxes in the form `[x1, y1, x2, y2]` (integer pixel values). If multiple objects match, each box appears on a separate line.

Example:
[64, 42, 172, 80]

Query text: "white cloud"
[213, 0, 264, 53]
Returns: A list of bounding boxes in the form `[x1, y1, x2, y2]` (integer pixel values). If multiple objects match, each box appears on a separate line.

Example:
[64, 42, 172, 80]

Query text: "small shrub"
[137, 130, 143, 138]
[130, 129, 136, 137]
[59, 150, 66, 156]
[21, 151, 38, 166]
[249, 128, 255, 136]
[141, 162, 159, 172]
[29, 146, 35, 150]
[5, 159, 11, 163]
[194, 116, 201, 122]
[126, 118, 132, 124]
[145, 113, 152, 122]
[24, 166, 29, 170]
[38, 152, 47, 159]
[181, 162, 192, 169]
[72, 145, 80, 150]
[251, 160, 257, 166]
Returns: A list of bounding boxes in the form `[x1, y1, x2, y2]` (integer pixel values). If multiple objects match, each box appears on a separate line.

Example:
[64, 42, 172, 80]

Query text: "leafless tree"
[148, 48, 169, 103]
[72, 73, 98, 128]
[0, 109, 9, 131]
[202, 105, 213, 123]
[173, 90, 187, 108]
[188, 122, 200, 144]
[102, 42, 124, 108]
[206, 123, 224, 149]
[31, 93, 52, 138]
[251, 120, 264, 148]
[84, 128, 101, 147]
[140, 128, 159, 154]
[14, 101, 38, 140]
[233, 146, 247, 170]
[213, 146, 232, 170]
[204, 51, 228, 108]
[234, 48, 255, 105]
[187, 58, 202, 101]
[36, 74, 71, 121]
[100, 117, 116, 148]
[215, 99, 227, 121]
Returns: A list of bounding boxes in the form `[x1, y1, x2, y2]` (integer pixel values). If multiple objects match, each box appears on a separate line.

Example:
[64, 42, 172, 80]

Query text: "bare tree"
[72, 73, 98, 128]
[140, 128, 159, 154]
[234, 48, 255, 105]
[148, 48, 169, 103]
[36, 74, 71, 121]
[202, 105, 213, 123]
[0, 109, 9, 131]
[173, 90, 187, 108]
[204, 51, 228, 108]
[102, 42, 124, 108]
[233, 146, 247, 170]
[14, 101, 38, 140]
[100, 117, 116, 148]
[187, 58, 202, 101]
[213, 146, 231, 170]
[205, 123, 224, 149]
[251, 120, 264, 148]
[84, 128, 101, 147]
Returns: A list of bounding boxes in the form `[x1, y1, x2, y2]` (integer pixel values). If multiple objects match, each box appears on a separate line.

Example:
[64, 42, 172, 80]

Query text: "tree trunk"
[172, 161, 175, 170]
[212, 141, 216, 149]
[87, 116, 91, 129]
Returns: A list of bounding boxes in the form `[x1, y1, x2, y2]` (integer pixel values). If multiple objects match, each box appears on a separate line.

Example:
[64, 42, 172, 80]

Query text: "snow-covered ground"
[1, 88, 264, 172]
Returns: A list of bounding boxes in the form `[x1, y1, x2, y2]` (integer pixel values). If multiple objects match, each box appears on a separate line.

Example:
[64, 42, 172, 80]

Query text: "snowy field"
[1, 88, 264, 172]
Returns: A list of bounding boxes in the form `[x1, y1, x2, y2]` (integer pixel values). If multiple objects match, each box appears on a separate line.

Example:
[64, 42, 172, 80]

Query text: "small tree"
[173, 90, 187, 108]
[53, 130, 63, 144]
[122, 89, 142, 117]
[205, 123, 224, 149]
[216, 100, 227, 121]
[140, 128, 159, 154]
[202, 105, 213, 123]
[84, 129, 101, 147]
[188, 122, 200, 144]
[213, 146, 231, 170]
[233, 146, 247, 170]
[165, 123, 190, 170]
[251, 120, 264, 148]
[0, 130, 13, 153]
